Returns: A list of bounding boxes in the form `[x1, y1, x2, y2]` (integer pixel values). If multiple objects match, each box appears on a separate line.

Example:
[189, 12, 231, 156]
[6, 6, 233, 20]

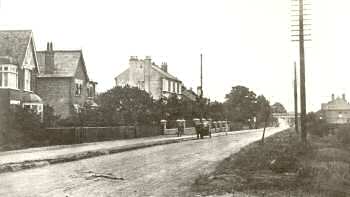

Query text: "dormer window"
[0, 64, 18, 89]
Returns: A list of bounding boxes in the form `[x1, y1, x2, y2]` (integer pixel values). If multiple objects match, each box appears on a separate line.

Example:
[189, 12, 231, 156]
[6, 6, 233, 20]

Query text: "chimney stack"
[161, 62, 168, 72]
[45, 42, 54, 74]
[332, 94, 335, 101]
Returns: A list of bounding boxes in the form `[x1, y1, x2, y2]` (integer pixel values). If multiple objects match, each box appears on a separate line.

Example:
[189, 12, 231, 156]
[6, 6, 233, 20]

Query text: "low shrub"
[307, 112, 329, 137]
[336, 125, 350, 145]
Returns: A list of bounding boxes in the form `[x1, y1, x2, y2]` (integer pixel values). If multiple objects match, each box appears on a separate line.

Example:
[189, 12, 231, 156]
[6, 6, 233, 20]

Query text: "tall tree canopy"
[255, 95, 272, 128]
[271, 102, 287, 114]
[97, 86, 159, 125]
[224, 86, 257, 124]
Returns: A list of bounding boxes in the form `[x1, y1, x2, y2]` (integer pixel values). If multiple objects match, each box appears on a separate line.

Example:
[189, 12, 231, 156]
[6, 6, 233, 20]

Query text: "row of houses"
[0, 30, 97, 127]
[0, 30, 199, 128]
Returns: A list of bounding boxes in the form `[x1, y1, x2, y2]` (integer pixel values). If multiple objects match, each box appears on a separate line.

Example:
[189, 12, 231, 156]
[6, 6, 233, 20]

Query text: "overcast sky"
[1, 0, 350, 112]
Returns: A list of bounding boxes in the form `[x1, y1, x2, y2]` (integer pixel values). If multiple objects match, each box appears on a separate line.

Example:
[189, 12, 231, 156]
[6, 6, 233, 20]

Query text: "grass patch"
[191, 128, 350, 197]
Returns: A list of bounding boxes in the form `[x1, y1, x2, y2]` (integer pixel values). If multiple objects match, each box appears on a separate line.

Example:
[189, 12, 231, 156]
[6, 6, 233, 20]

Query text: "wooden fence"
[47, 125, 161, 145]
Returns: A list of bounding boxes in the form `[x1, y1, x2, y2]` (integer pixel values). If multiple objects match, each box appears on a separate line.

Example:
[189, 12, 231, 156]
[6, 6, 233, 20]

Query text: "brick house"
[115, 56, 182, 100]
[36, 43, 97, 119]
[0, 30, 43, 128]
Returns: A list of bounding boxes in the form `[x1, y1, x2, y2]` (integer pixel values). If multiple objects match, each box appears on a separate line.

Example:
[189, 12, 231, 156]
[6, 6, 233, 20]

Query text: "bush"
[307, 112, 329, 137]
[0, 106, 49, 151]
[336, 125, 350, 145]
[43, 105, 60, 127]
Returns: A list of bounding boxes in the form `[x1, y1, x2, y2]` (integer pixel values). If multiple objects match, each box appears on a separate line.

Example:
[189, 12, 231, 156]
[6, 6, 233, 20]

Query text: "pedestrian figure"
[176, 119, 184, 137]
[193, 118, 201, 139]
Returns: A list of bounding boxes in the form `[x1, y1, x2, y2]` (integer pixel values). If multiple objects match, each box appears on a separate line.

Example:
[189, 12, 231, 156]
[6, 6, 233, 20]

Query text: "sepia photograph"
[0, 0, 350, 196]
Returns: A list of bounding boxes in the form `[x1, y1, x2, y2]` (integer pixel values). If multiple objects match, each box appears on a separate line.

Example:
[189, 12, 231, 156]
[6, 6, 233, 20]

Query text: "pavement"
[0, 127, 287, 174]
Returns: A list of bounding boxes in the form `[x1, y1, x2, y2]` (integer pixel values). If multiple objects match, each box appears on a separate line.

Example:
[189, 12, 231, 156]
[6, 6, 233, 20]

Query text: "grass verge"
[191, 128, 350, 197]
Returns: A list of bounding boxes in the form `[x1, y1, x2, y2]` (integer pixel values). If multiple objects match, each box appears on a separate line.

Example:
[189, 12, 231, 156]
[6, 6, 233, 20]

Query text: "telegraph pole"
[291, 0, 311, 144]
[200, 53, 203, 98]
[294, 62, 299, 133]
[200, 53, 203, 120]
[299, 0, 307, 144]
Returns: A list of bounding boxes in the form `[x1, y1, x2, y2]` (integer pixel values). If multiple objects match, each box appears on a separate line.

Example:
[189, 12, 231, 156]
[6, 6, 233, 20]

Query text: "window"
[0, 65, 18, 89]
[173, 82, 176, 93]
[162, 79, 168, 91]
[168, 80, 171, 92]
[23, 103, 43, 115]
[177, 83, 180, 93]
[87, 84, 94, 98]
[75, 79, 83, 96]
[137, 81, 144, 90]
[24, 69, 31, 91]
[73, 104, 81, 113]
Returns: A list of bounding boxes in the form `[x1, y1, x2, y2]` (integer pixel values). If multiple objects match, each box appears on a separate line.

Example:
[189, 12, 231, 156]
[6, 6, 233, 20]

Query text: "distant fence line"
[46, 125, 161, 145]
[163, 126, 229, 135]
[46, 122, 231, 145]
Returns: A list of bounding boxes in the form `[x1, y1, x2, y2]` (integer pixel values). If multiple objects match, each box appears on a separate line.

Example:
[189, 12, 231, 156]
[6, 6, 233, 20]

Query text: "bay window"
[0, 65, 18, 89]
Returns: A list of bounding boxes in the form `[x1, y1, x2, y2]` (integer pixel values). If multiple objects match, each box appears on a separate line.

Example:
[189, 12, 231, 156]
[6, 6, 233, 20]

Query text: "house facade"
[36, 43, 97, 119]
[0, 30, 43, 128]
[321, 94, 350, 124]
[115, 56, 182, 99]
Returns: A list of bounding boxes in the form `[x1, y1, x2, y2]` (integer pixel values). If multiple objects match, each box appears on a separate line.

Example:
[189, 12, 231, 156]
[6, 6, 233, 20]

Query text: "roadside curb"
[0, 128, 275, 174]
[0, 136, 199, 174]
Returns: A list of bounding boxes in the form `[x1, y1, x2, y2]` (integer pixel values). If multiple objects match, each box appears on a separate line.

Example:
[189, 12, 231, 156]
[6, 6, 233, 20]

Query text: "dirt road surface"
[0, 127, 286, 197]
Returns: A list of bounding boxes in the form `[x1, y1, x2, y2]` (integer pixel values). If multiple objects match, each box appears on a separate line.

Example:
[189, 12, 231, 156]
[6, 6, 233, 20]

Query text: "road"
[0, 127, 286, 197]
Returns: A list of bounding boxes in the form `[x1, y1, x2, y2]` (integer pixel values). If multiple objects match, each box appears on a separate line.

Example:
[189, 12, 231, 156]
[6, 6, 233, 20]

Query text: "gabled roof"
[115, 68, 129, 80]
[0, 30, 33, 66]
[152, 65, 180, 82]
[115, 65, 181, 82]
[36, 50, 89, 80]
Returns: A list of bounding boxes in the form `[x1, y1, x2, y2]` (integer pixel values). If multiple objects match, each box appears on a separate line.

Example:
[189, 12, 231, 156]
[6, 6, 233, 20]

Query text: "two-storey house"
[36, 43, 97, 119]
[0, 30, 43, 128]
[115, 56, 182, 100]
[321, 94, 350, 124]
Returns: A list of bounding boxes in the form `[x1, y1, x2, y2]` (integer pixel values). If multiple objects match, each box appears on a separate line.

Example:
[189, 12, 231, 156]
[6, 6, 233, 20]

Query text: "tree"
[224, 86, 257, 126]
[96, 86, 159, 126]
[255, 95, 272, 144]
[255, 95, 272, 128]
[208, 101, 225, 120]
[271, 102, 287, 114]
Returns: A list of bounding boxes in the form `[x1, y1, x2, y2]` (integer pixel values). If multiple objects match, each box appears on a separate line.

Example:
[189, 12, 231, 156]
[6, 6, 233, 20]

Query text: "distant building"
[0, 30, 44, 127]
[182, 86, 197, 101]
[115, 56, 182, 99]
[321, 94, 350, 124]
[36, 43, 97, 118]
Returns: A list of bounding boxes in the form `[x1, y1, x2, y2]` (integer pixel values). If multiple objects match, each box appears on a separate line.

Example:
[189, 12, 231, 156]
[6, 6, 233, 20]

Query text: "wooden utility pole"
[200, 53, 203, 120]
[200, 53, 203, 98]
[294, 62, 299, 133]
[299, 0, 307, 144]
[291, 0, 311, 144]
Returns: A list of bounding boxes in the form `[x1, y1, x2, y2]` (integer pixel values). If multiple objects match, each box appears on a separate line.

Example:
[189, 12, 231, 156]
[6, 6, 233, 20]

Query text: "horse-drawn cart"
[193, 118, 212, 139]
